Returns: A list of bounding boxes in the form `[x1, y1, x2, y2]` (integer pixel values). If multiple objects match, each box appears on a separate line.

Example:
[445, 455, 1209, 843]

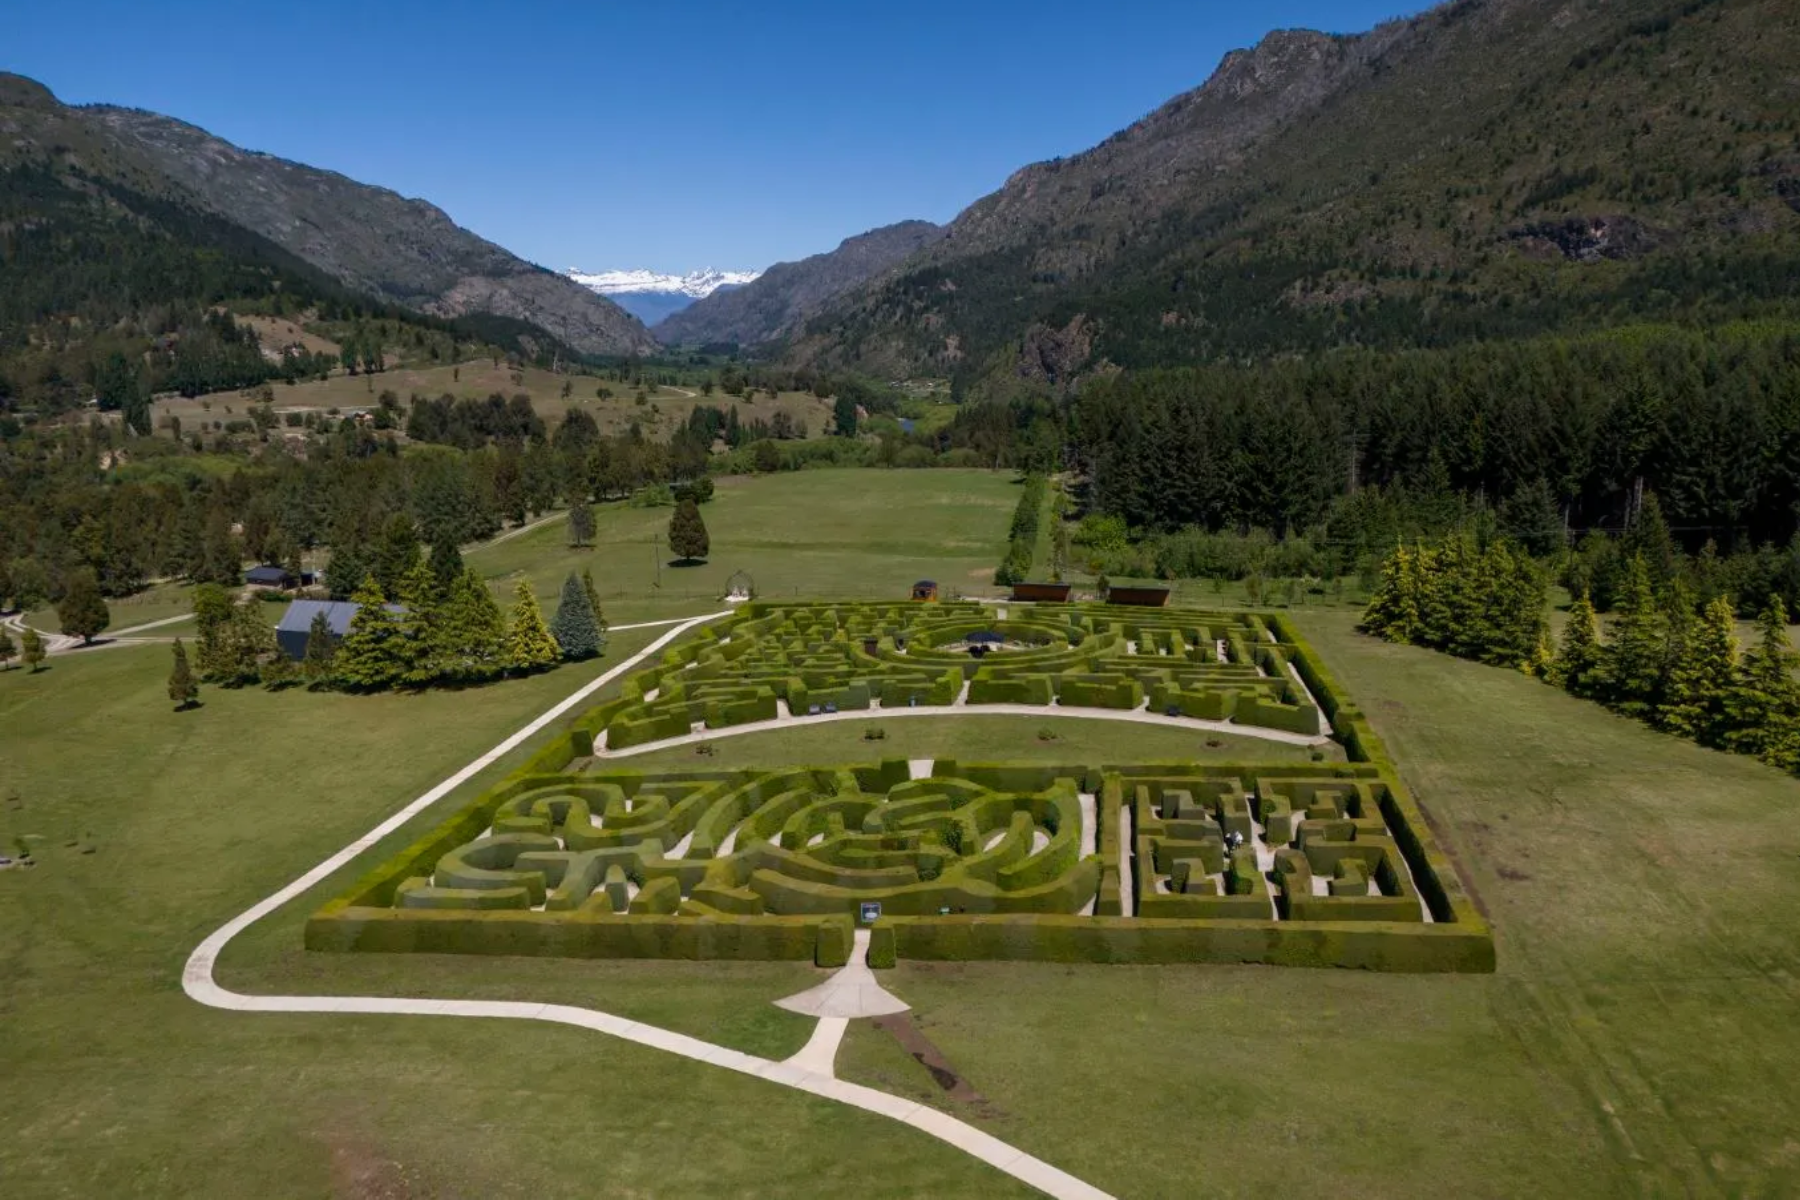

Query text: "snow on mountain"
[564, 267, 762, 300]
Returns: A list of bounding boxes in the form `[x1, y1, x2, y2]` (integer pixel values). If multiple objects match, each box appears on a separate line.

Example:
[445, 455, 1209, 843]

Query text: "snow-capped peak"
[565, 267, 761, 299]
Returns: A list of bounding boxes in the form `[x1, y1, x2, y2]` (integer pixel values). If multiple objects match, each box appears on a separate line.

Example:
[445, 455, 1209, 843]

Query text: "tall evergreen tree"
[503, 581, 561, 673]
[1553, 591, 1607, 700]
[167, 639, 198, 710]
[668, 499, 710, 562]
[395, 558, 444, 686]
[1602, 555, 1667, 719]
[0, 626, 14, 671]
[548, 572, 603, 660]
[302, 611, 338, 685]
[56, 568, 110, 644]
[374, 513, 421, 598]
[428, 537, 465, 592]
[1360, 544, 1422, 643]
[434, 569, 508, 682]
[20, 626, 44, 672]
[568, 502, 596, 548]
[1659, 595, 1738, 745]
[581, 568, 607, 641]
[334, 577, 407, 691]
[1723, 598, 1800, 765]
[192, 583, 237, 680]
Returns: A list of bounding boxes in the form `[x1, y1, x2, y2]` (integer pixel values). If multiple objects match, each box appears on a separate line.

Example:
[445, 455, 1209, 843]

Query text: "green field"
[8, 466, 1799, 1197]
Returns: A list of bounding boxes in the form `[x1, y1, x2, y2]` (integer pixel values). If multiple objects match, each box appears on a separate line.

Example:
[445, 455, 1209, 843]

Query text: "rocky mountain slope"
[656, 220, 943, 346]
[792, 0, 1800, 385]
[0, 74, 655, 359]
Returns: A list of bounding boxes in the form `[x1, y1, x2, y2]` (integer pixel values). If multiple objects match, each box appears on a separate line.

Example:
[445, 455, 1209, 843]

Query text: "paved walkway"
[179, 608, 1115, 1200]
[776, 930, 911, 1020]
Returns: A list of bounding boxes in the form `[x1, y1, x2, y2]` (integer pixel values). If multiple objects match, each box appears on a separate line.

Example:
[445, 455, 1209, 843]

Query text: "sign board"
[858, 901, 882, 924]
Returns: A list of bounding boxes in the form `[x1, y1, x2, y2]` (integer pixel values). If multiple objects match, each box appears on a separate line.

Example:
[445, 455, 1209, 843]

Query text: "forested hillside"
[793, 0, 1800, 385]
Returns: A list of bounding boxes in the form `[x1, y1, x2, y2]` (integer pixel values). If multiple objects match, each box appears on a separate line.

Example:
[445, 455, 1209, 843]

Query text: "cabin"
[1010, 582, 1072, 603]
[911, 580, 939, 602]
[244, 564, 310, 591]
[275, 599, 360, 661]
[1106, 585, 1172, 608]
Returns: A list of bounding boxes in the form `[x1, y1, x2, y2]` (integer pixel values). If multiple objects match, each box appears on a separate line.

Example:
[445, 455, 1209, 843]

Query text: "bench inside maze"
[308, 605, 1494, 972]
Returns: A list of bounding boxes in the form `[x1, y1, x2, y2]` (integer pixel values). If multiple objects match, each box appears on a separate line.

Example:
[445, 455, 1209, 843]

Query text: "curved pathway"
[180, 607, 1114, 1200]
[598, 699, 1331, 758]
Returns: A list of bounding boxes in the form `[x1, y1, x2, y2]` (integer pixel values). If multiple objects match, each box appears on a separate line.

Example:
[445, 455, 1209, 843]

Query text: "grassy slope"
[152, 361, 836, 444]
[835, 607, 1800, 1198]
[0, 632, 1029, 1199]
[469, 468, 1021, 623]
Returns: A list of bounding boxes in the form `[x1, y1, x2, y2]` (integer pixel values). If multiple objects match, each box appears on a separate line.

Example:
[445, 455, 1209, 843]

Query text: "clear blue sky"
[5, 1, 1425, 273]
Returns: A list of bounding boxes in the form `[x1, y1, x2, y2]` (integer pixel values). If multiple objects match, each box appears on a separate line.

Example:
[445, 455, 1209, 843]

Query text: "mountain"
[792, 0, 1800, 386]
[655, 220, 943, 347]
[565, 267, 761, 325]
[0, 73, 655, 362]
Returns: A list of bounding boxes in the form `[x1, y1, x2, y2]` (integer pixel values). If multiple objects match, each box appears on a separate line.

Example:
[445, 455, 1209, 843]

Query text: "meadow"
[5, 466, 1797, 1197]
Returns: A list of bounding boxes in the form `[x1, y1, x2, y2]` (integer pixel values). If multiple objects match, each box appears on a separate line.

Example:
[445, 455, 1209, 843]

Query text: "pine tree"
[1360, 544, 1421, 643]
[1553, 591, 1607, 700]
[224, 602, 278, 685]
[334, 577, 407, 691]
[434, 569, 508, 682]
[549, 572, 603, 660]
[428, 537, 465, 592]
[192, 583, 237, 680]
[1659, 595, 1738, 745]
[1413, 542, 1452, 649]
[56, 568, 110, 644]
[1602, 554, 1667, 720]
[167, 639, 198, 710]
[581, 568, 607, 642]
[568, 502, 596, 548]
[0, 627, 14, 671]
[301, 611, 338, 685]
[21, 626, 45, 672]
[1723, 598, 1800, 764]
[374, 513, 421, 598]
[396, 558, 444, 686]
[504, 581, 561, 673]
[668, 498, 710, 562]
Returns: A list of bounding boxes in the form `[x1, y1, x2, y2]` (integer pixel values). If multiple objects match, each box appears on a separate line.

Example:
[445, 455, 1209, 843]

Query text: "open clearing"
[6, 466, 1798, 1196]
[151, 359, 836, 444]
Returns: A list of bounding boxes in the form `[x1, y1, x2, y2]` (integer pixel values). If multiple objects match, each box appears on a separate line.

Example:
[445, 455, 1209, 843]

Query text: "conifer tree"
[1413, 543, 1450, 648]
[1602, 555, 1667, 720]
[1360, 544, 1421, 643]
[581, 568, 607, 643]
[1553, 591, 1606, 700]
[549, 572, 603, 660]
[396, 558, 444, 686]
[301, 611, 338, 686]
[192, 583, 237, 680]
[335, 576, 407, 691]
[1659, 595, 1738, 745]
[668, 498, 710, 562]
[167, 639, 198, 710]
[504, 581, 561, 673]
[568, 502, 596, 548]
[57, 568, 110, 644]
[435, 569, 507, 682]
[428, 537, 465, 592]
[0, 627, 14, 671]
[1723, 598, 1800, 764]
[21, 626, 45, 672]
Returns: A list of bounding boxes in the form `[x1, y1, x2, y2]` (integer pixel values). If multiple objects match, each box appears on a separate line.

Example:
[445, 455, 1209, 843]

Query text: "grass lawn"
[0, 629, 1023, 1199]
[608, 713, 1334, 773]
[835, 607, 1800, 1198]
[467, 467, 1022, 623]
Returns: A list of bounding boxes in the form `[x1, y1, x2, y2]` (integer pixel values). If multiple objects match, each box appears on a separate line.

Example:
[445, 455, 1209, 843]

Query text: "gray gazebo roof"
[276, 600, 361, 637]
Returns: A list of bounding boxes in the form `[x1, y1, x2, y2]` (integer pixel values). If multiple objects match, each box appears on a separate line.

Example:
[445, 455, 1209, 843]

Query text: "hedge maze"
[309, 605, 1494, 972]
[600, 602, 1324, 748]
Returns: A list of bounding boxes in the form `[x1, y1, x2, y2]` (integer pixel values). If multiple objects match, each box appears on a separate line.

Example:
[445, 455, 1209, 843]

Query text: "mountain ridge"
[0, 75, 657, 359]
